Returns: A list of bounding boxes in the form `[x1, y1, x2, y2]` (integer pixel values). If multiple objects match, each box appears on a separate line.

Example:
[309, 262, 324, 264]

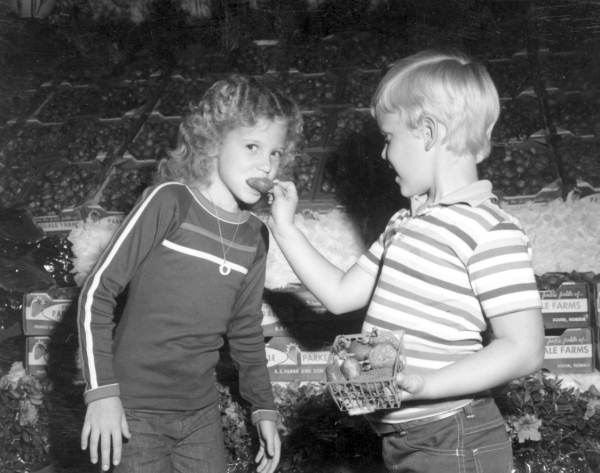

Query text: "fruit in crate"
[326, 328, 405, 383]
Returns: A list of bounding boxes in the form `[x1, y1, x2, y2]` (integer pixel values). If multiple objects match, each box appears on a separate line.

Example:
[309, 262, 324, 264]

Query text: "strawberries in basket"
[324, 328, 406, 415]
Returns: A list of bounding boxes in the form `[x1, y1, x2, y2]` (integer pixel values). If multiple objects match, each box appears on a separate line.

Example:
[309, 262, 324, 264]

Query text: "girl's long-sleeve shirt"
[77, 182, 276, 414]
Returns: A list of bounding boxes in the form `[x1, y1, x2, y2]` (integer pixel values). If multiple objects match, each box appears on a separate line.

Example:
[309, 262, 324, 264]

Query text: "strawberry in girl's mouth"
[246, 177, 274, 194]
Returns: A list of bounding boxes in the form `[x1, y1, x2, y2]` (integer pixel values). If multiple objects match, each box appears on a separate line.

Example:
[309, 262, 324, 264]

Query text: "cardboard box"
[265, 336, 331, 383]
[32, 205, 124, 235]
[539, 281, 590, 328]
[543, 327, 594, 373]
[25, 336, 51, 377]
[22, 288, 78, 335]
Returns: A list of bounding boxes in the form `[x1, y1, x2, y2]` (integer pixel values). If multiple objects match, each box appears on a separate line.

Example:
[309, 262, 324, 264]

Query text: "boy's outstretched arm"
[396, 308, 545, 401]
[81, 396, 131, 471]
[269, 181, 375, 314]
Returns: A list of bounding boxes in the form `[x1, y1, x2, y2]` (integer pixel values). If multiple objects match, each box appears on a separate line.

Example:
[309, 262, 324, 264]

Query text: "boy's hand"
[255, 420, 281, 473]
[395, 372, 426, 401]
[269, 180, 298, 231]
[81, 396, 131, 471]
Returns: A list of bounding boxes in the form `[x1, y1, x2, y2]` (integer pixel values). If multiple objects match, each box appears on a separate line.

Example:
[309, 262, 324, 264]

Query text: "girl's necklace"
[208, 193, 241, 276]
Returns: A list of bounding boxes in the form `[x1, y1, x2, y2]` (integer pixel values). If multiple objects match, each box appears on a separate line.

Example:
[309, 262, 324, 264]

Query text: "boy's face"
[378, 112, 434, 198]
[215, 117, 287, 206]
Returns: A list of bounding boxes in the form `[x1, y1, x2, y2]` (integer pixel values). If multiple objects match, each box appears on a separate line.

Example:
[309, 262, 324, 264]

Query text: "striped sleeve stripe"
[402, 227, 458, 258]
[373, 286, 485, 329]
[364, 315, 481, 347]
[481, 294, 542, 318]
[422, 215, 477, 249]
[478, 282, 539, 301]
[81, 182, 174, 390]
[479, 202, 506, 221]
[471, 262, 536, 282]
[397, 239, 465, 272]
[385, 259, 474, 296]
[470, 244, 530, 265]
[452, 204, 496, 228]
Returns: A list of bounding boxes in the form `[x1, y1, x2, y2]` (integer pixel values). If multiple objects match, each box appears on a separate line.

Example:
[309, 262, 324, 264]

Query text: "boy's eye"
[271, 150, 283, 160]
[246, 144, 259, 153]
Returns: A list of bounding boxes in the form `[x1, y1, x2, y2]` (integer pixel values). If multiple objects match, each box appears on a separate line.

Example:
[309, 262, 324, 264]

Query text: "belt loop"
[463, 400, 475, 419]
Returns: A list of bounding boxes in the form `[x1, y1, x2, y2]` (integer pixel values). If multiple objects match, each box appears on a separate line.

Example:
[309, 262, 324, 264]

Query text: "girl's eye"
[271, 150, 283, 160]
[246, 144, 259, 153]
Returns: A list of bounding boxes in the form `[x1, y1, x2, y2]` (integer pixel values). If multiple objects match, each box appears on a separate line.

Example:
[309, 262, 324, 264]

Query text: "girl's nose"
[258, 153, 273, 173]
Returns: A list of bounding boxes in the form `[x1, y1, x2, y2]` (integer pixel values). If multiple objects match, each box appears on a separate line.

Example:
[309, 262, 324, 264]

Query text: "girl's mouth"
[246, 177, 274, 194]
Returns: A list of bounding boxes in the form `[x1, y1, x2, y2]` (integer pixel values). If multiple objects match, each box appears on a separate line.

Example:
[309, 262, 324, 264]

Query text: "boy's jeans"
[379, 398, 512, 473]
[115, 402, 227, 473]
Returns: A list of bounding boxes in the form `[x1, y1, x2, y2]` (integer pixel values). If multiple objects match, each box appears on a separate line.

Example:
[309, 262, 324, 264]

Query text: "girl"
[78, 74, 303, 473]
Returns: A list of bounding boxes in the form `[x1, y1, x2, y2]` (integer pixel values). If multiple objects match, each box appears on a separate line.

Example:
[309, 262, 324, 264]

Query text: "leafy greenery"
[2, 362, 600, 473]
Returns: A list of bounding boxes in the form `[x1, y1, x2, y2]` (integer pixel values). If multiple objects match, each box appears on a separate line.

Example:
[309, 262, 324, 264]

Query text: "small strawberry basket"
[324, 329, 405, 415]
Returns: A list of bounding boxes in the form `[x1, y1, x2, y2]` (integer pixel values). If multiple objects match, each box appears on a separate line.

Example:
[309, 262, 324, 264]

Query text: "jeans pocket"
[473, 439, 513, 473]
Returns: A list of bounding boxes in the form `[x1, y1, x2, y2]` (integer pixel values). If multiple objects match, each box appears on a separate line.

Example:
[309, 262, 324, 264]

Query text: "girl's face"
[378, 111, 434, 198]
[212, 117, 288, 209]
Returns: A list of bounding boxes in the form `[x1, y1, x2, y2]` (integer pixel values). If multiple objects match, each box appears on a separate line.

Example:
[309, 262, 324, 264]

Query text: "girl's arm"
[269, 181, 375, 314]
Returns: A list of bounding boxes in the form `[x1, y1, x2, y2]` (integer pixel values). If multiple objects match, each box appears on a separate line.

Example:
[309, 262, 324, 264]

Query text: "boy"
[268, 50, 544, 473]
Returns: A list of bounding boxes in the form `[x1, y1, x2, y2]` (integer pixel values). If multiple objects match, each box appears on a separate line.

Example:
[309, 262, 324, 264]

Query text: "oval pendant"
[219, 262, 232, 276]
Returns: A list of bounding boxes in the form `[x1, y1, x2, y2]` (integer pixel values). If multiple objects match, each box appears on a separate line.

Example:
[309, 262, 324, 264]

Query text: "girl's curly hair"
[156, 74, 303, 185]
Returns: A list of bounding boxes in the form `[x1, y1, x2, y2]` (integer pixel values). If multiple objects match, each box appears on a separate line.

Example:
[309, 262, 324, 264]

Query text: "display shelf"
[301, 109, 335, 148]
[0, 87, 52, 126]
[56, 118, 134, 164]
[126, 116, 180, 161]
[0, 164, 50, 210]
[557, 137, 600, 189]
[536, 1, 600, 52]
[539, 52, 597, 92]
[0, 122, 64, 168]
[263, 71, 342, 110]
[290, 150, 322, 200]
[232, 39, 282, 75]
[485, 58, 533, 100]
[330, 107, 377, 147]
[154, 77, 211, 118]
[34, 81, 159, 123]
[493, 97, 545, 144]
[96, 162, 156, 213]
[285, 36, 344, 73]
[20, 161, 106, 216]
[478, 142, 561, 200]
[338, 69, 384, 108]
[547, 93, 599, 139]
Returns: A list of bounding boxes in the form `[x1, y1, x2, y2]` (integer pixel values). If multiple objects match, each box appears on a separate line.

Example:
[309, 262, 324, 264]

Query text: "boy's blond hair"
[371, 50, 500, 163]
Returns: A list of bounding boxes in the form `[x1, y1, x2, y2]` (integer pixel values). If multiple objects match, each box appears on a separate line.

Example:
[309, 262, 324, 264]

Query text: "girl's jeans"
[379, 398, 512, 473]
[115, 402, 227, 473]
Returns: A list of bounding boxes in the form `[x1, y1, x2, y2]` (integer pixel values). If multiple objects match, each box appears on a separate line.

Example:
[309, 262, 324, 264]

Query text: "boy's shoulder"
[438, 199, 524, 237]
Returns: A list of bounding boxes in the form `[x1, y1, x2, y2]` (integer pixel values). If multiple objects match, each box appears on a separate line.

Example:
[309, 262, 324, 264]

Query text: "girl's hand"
[268, 180, 299, 233]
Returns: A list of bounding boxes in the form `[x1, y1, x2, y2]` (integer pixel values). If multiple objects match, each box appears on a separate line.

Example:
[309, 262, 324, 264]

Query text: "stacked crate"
[537, 274, 594, 374]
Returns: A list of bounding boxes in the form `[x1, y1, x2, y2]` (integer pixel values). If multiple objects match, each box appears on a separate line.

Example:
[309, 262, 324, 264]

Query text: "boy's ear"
[422, 116, 437, 151]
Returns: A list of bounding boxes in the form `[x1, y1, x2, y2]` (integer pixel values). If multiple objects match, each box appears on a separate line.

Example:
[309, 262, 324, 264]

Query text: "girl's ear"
[422, 116, 437, 151]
